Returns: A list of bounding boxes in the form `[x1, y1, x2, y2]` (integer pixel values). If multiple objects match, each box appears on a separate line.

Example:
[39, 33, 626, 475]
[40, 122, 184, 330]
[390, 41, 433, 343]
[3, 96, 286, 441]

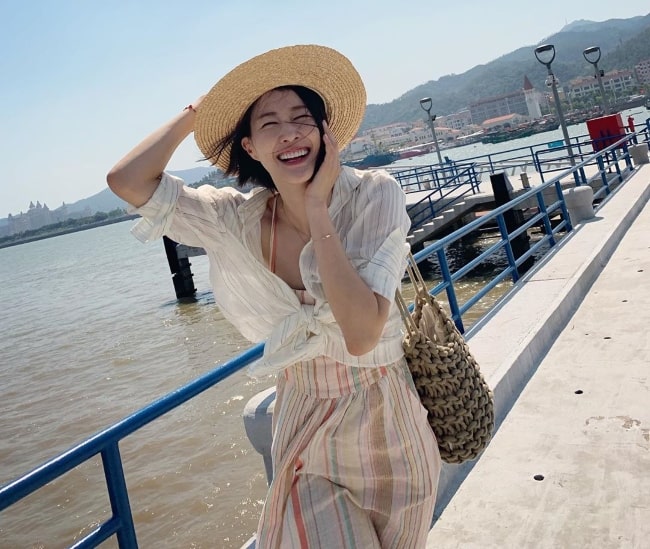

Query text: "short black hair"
[206, 85, 328, 191]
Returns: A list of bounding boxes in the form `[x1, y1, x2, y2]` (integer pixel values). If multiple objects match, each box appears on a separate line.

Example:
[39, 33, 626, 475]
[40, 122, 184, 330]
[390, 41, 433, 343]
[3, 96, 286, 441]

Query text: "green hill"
[360, 14, 650, 131]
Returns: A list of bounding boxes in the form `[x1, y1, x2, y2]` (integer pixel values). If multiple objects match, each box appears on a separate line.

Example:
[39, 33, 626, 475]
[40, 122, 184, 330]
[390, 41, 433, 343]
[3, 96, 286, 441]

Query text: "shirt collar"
[237, 186, 273, 225]
[236, 165, 365, 224]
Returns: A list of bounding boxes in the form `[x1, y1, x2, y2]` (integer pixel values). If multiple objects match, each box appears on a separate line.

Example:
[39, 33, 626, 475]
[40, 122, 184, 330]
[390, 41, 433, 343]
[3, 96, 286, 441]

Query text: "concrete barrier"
[629, 143, 649, 165]
[242, 386, 276, 484]
[562, 186, 595, 224]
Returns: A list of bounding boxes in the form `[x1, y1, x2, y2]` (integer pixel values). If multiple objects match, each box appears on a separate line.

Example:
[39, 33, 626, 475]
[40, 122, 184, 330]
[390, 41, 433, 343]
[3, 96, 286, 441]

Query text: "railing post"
[471, 164, 480, 193]
[102, 443, 138, 548]
[489, 172, 534, 274]
[535, 191, 556, 245]
[496, 215, 519, 283]
[596, 154, 610, 194]
[163, 236, 196, 300]
[621, 141, 633, 171]
[435, 249, 464, 333]
[555, 181, 573, 234]
[611, 148, 622, 187]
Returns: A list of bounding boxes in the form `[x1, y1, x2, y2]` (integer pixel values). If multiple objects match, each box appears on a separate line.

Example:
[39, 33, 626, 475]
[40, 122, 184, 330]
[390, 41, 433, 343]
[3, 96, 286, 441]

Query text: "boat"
[343, 151, 400, 169]
[481, 120, 560, 144]
[397, 147, 429, 160]
[481, 126, 535, 144]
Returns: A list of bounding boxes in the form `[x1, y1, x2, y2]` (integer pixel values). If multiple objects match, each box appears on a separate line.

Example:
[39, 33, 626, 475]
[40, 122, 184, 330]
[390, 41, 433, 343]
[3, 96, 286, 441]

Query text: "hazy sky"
[1, 0, 648, 216]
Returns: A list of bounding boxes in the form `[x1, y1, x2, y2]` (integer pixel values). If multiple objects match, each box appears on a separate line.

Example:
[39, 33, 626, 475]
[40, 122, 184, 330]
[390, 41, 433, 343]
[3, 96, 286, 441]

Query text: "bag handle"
[405, 253, 434, 304]
[395, 289, 417, 337]
[397, 252, 452, 343]
[396, 252, 432, 337]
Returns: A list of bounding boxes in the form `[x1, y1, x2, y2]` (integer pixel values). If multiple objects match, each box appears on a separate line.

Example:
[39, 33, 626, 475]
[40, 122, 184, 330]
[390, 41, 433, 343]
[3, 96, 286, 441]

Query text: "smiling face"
[241, 88, 322, 187]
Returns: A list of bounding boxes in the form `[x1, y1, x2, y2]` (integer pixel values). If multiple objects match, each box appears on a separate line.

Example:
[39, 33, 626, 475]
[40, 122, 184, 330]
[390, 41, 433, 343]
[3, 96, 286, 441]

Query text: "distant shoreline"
[0, 215, 140, 250]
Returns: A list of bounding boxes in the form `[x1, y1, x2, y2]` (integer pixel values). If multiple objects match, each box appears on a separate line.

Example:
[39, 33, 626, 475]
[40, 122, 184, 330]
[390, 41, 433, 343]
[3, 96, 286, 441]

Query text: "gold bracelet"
[315, 233, 333, 241]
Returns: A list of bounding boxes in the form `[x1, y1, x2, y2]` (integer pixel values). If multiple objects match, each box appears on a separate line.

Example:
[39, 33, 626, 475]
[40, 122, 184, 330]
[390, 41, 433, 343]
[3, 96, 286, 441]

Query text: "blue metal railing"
[389, 163, 481, 230]
[533, 129, 646, 184]
[0, 344, 264, 549]
[389, 161, 469, 192]
[0, 131, 643, 548]
[420, 130, 642, 332]
[418, 173, 571, 333]
[403, 119, 650, 184]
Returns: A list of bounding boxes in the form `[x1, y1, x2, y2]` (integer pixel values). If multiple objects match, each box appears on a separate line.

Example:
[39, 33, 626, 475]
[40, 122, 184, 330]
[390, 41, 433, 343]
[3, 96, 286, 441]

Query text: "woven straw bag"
[395, 254, 495, 464]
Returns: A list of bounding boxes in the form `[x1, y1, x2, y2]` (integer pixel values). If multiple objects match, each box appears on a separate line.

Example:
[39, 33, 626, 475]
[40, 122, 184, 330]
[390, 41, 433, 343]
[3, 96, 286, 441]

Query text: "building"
[7, 201, 58, 235]
[523, 76, 542, 119]
[481, 113, 529, 130]
[438, 110, 472, 130]
[4, 201, 92, 237]
[568, 69, 636, 100]
[469, 76, 545, 124]
[633, 58, 650, 86]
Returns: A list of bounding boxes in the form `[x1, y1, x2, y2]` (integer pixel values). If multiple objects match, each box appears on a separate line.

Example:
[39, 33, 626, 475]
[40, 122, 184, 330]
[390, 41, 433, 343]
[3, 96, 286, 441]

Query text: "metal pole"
[594, 66, 610, 113]
[419, 97, 444, 166]
[584, 47, 610, 114]
[428, 115, 443, 165]
[547, 68, 576, 166]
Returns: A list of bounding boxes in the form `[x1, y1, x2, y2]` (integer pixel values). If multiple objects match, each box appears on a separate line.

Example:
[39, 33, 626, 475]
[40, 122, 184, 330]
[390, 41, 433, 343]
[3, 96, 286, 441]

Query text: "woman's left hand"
[304, 121, 340, 208]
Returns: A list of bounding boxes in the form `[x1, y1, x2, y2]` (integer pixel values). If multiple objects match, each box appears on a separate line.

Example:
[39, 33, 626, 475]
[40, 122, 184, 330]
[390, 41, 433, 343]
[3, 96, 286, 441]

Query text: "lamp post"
[419, 97, 443, 165]
[583, 46, 610, 114]
[534, 44, 575, 166]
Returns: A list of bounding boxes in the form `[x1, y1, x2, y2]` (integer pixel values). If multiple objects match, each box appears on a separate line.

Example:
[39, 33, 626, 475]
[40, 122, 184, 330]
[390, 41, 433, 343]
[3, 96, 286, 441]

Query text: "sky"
[1, 0, 649, 217]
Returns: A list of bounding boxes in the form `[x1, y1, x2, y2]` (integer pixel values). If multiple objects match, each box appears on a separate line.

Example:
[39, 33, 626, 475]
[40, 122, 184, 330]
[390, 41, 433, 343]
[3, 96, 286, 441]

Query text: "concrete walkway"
[426, 164, 649, 547]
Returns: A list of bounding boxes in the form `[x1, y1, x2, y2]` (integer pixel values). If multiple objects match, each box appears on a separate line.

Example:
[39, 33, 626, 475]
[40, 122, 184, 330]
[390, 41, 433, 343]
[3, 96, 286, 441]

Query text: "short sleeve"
[129, 172, 184, 243]
[128, 172, 247, 248]
[346, 170, 411, 301]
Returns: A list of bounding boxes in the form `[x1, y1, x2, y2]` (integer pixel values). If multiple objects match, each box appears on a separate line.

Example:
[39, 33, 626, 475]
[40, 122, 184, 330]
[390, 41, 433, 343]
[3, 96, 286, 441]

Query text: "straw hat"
[194, 44, 367, 171]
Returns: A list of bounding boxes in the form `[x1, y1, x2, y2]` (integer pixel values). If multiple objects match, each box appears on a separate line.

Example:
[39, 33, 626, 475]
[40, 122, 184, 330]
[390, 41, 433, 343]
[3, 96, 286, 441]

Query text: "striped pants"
[255, 358, 441, 548]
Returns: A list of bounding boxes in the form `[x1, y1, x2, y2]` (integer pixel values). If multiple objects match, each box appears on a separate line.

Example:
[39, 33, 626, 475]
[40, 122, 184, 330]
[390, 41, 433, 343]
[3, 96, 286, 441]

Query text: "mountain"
[360, 14, 650, 131]
[61, 167, 216, 215]
[1, 167, 216, 225]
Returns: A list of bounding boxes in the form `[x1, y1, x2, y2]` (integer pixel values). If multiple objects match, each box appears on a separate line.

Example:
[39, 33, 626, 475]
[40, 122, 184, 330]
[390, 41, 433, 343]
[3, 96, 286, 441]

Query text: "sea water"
[0, 221, 274, 548]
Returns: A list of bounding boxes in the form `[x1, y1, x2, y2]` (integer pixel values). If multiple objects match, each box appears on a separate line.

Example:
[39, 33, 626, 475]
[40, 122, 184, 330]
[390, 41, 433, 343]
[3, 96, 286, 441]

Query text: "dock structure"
[163, 161, 627, 299]
[402, 161, 631, 250]
[425, 163, 650, 548]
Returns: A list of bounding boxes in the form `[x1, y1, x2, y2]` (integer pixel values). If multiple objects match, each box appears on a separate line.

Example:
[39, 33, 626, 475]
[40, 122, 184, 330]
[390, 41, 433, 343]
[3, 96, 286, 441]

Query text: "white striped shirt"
[130, 166, 411, 376]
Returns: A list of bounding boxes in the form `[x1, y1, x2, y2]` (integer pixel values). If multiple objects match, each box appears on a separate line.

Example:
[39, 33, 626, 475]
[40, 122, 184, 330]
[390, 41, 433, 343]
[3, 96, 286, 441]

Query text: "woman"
[107, 44, 440, 548]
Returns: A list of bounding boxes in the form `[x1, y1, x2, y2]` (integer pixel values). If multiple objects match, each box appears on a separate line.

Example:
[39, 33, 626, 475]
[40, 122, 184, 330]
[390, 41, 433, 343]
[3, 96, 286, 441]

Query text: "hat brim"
[194, 45, 366, 172]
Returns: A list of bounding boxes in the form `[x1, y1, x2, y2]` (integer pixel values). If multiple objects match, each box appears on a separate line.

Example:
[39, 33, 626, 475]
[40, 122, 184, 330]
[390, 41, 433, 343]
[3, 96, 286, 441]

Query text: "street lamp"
[534, 44, 575, 166]
[583, 46, 610, 113]
[419, 97, 443, 165]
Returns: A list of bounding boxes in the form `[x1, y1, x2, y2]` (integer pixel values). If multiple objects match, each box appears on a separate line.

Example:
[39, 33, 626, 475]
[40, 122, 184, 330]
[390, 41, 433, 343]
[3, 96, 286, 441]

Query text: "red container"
[586, 113, 626, 151]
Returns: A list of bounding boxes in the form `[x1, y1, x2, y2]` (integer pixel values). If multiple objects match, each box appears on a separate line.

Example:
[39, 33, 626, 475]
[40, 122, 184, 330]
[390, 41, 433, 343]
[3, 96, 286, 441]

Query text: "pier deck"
[426, 164, 650, 548]
[402, 161, 627, 248]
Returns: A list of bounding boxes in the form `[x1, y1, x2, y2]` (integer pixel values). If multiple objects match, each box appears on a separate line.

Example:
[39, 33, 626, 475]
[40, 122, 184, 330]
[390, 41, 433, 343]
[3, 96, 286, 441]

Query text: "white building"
[481, 113, 529, 130]
[438, 110, 472, 130]
[523, 75, 542, 119]
[634, 58, 650, 85]
[569, 69, 636, 100]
